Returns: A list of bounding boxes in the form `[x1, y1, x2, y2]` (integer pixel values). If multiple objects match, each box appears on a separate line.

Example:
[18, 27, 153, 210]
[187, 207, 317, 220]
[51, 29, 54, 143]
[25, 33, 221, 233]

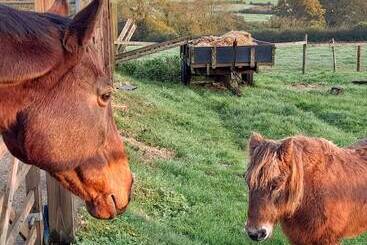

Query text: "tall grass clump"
[118, 55, 181, 83]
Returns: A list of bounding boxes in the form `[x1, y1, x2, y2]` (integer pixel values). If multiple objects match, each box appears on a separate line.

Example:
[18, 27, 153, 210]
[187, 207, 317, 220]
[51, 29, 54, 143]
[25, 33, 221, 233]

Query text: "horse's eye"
[101, 92, 112, 102]
[270, 179, 281, 191]
[270, 183, 278, 191]
[98, 91, 112, 106]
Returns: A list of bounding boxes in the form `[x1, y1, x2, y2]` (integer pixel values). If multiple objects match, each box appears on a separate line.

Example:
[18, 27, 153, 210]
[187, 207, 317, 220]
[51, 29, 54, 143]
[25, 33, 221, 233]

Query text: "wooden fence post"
[46, 174, 75, 244]
[25, 167, 44, 245]
[75, 0, 81, 12]
[331, 38, 337, 72]
[357, 45, 362, 72]
[302, 34, 308, 74]
[34, 0, 54, 12]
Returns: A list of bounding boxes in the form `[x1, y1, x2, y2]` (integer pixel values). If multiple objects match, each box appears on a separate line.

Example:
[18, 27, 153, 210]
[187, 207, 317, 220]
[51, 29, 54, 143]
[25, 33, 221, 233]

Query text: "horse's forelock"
[247, 138, 304, 215]
[247, 141, 279, 189]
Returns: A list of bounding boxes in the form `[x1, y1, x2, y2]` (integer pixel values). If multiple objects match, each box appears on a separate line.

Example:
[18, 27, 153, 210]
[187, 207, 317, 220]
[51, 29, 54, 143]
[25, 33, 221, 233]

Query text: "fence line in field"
[272, 35, 367, 74]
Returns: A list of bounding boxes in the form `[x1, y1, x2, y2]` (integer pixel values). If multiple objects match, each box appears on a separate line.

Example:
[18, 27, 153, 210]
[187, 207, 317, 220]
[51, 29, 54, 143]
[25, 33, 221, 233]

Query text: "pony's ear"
[63, 0, 102, 53]
[249, 132, 263, 155]
[278, 138, 294, 163]
[47, 0, 69, 16]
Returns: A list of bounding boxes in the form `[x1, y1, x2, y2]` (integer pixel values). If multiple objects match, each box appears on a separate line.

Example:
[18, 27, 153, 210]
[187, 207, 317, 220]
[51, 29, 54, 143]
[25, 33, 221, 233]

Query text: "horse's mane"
[0, 4, 69, 43]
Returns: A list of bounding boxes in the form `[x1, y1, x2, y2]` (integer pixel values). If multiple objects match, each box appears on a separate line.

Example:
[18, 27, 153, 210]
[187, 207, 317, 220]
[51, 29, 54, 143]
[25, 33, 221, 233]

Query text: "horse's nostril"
[248, 232, 258, 241]
[258, 229, 267, 240]
[247, 229, 267, 241]
[111, 194, 117, 207]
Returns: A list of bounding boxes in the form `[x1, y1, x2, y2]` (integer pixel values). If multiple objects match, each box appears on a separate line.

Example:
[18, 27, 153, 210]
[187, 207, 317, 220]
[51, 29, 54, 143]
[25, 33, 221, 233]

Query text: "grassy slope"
[76, 59, 367, 244]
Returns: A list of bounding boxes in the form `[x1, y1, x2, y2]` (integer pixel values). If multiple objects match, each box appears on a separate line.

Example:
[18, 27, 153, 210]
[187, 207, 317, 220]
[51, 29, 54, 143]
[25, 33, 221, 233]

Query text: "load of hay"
[192, 31, 256, 47]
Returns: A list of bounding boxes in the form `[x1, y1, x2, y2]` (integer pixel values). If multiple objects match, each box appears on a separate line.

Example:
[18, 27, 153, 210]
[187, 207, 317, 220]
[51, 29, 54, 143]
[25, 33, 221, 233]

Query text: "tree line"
[275, 0, 367, 27]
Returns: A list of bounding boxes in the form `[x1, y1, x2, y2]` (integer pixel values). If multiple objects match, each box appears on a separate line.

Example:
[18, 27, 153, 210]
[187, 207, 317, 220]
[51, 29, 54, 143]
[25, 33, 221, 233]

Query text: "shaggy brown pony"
[244, 133, 367, 245]
[0, 0, 133, 219]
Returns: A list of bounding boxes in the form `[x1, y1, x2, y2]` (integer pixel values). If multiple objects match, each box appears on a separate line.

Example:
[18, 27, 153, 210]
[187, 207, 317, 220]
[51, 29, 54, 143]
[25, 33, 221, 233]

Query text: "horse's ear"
[278, 138, 294, 163]
[249, 132, 263, 155]
[47, 0, 69, 16]
[63, 0, 102, 53]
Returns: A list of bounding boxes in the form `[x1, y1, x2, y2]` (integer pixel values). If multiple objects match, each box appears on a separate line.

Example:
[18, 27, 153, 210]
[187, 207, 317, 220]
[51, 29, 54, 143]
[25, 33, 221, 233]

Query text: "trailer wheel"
[242, 71, 254, 86]
[181, 60, 191, 85]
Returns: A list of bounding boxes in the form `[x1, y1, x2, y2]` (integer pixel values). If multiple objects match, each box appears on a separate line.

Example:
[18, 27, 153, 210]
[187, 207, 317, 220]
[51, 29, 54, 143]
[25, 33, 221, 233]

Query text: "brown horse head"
[244, 133, 304, 241]
[0, 0, 133, 219]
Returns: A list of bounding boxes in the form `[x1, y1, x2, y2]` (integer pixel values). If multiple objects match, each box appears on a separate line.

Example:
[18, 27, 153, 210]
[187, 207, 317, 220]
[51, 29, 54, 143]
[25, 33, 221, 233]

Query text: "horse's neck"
[0, 85, 29, 132]
[301, 139, 367, 188]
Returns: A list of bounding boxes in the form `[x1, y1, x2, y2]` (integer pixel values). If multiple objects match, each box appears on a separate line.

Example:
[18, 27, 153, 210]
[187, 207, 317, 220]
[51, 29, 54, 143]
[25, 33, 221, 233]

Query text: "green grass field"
[237, 13, 273, 22]
[75, 46, 367, 244]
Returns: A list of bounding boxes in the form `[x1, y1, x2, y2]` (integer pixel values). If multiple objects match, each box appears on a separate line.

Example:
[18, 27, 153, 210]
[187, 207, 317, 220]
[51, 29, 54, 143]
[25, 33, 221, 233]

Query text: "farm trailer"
[180, 40, 276, 95]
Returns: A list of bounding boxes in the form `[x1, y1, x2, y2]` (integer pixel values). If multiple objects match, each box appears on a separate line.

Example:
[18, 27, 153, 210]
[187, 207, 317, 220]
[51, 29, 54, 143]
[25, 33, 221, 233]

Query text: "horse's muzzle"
[247, 229, 268, 241]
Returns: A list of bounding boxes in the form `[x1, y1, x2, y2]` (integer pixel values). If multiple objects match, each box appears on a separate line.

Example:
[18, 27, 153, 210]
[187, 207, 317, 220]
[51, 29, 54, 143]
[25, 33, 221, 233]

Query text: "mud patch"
[123, 137, 175, 162]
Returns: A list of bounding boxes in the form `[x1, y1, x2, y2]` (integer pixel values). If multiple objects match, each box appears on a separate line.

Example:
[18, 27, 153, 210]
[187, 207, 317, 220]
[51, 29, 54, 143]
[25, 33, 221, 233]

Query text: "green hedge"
[117, 55, 180, 83]
[252, 24, 367, 42]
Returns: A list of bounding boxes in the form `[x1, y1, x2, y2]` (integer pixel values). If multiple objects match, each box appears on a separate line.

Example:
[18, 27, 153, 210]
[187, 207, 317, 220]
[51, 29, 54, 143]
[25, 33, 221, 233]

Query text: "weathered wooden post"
[357, 45, 362, 72]
[25, 167, 44, 245]
[302, 34, 308, 74]
[46, 174, 75, 244]
[331, 38, 337, 72]
[34, 0, 54, 12]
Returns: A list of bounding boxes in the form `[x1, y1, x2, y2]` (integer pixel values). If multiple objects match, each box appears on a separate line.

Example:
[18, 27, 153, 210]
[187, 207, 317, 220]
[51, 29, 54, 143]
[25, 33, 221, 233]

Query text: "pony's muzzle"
[245, 224, 272, 242]
[247, 229, 267, 241]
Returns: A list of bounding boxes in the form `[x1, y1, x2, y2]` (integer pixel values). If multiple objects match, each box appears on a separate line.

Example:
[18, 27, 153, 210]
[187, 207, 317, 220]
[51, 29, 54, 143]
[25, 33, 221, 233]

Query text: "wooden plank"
[26, 226, 38, 245]
[302, 34, 308, 74]
[116, 36, 192, 63]
[0, 157, 19, 245]
[25, 167, 43, 245]
[102, 0, 114, 80]
[0, 194, 30, 240]
[14, 165, 32, 191]
[190, 62, 273, 69]
[46, 173, 75, 244]
[0, 141, 6, 159]
[117, 19, 133, 42]
[34, 0, 55, 12]
[250, 47, 256, 68]
[7, 192, 35, 245]
[211, 46, 217, 69]
[331, 38, 337, 72]
[74, 0, 81, 12]
[357, 46, 362, 72]
[118, 24, 137, 53]
[1, 0, 34, 4]
[114, 41, 158, 46]
[110, 0, 118, 55]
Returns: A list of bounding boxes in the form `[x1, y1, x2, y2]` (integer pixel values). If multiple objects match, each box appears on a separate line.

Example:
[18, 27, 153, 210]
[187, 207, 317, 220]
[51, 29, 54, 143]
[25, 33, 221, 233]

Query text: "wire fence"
[262, 43, 367, 78]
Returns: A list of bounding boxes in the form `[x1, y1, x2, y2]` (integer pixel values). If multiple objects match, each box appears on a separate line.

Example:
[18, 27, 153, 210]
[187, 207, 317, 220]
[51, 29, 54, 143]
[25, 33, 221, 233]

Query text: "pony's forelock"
[246, 137, 304, 215]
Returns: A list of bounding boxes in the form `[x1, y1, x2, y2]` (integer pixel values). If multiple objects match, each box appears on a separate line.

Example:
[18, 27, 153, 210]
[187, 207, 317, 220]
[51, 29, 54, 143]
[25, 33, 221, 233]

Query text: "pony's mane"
[0, 4, 69, 43]
[246, 136, 306, 215]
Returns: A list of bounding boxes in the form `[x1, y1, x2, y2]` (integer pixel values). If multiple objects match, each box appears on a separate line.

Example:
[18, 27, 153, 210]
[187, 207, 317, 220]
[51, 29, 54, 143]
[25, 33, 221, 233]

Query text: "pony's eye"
[270, 183, 278, 191]
[101, 92, 112, 102]
[270, 179, 281, 191]
[98, 91, 112, 106]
